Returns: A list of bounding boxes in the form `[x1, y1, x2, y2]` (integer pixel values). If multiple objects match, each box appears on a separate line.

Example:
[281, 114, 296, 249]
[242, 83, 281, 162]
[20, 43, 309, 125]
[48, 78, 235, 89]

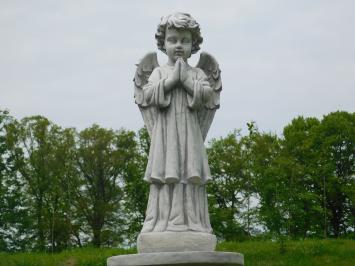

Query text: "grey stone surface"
[137, 232, 217, 253]
[107, 251, 244, 266]
[112, 12, 244, 266]
[133, 12, 221, 240]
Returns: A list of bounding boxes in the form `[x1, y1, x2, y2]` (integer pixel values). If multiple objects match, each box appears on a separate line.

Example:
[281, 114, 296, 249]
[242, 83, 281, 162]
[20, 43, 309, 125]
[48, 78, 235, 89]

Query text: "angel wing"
[196, 52, 222, 140]
[133, 52, 159, 138]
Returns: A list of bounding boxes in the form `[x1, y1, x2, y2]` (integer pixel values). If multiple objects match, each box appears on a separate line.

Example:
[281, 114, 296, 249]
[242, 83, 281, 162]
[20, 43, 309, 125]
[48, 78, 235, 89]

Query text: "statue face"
[164, 27, 192, 62]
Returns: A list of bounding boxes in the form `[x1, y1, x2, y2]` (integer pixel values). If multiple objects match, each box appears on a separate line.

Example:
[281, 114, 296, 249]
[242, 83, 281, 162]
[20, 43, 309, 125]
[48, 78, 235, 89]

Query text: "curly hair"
[155, 12, 203, 55]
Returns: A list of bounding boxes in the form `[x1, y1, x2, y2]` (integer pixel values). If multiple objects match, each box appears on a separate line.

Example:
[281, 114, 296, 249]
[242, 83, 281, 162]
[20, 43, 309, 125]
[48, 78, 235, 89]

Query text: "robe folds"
[139, 65, 214, 233]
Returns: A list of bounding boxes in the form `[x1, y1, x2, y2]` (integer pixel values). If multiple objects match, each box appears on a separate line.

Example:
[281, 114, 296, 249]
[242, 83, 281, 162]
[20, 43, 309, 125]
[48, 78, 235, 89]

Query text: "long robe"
[139, 64, 214, 233]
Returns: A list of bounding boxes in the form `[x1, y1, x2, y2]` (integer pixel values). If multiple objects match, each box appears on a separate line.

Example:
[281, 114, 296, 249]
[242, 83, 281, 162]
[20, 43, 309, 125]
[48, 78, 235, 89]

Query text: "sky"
[1, 0, 354, 140]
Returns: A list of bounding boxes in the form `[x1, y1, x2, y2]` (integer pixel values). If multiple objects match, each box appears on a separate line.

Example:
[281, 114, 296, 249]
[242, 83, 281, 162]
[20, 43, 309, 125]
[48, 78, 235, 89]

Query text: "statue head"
[155, 12, 203, 56]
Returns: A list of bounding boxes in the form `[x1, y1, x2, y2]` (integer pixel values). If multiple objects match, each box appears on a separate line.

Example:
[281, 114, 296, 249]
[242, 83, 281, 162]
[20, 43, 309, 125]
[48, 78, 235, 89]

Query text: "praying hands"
[164, 58, 211, 95]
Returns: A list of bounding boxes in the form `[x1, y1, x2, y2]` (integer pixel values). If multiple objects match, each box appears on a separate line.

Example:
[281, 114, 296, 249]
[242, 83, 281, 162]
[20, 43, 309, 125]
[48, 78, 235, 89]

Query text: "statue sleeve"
[187, 69, 213, 110]
[188, 68, 220, 141]
[142, 68, 171, 109]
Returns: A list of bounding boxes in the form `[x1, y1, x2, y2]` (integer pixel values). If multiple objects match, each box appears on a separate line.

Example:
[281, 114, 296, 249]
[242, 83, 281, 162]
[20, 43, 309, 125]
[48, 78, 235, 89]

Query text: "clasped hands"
[164, 58, 211, 95]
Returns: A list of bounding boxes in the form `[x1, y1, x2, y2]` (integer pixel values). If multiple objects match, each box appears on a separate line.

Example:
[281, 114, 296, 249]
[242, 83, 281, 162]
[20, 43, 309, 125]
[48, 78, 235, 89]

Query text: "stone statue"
[107, 12, 243, 266]
[134, 12, 221, 251]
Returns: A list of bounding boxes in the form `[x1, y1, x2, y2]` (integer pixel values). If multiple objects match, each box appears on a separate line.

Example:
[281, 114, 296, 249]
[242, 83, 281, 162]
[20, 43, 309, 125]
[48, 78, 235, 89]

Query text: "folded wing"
[196, 52, 222, 141]
[134, 52, 159, 138]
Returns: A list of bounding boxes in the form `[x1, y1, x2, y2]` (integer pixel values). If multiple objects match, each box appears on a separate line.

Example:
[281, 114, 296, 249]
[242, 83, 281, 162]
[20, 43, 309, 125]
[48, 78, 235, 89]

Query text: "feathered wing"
[196, 52, 222, 141]
[133, 52, 159, 138]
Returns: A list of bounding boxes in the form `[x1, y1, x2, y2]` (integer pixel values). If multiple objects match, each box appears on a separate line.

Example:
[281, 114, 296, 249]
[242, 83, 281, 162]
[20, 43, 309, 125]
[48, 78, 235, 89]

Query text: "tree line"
[0, 109, 354, 251]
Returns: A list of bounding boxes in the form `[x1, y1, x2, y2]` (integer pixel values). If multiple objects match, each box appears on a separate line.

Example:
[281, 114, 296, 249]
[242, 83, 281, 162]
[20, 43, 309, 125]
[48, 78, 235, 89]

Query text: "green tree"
[0, 110, 30, 251]
[207, 131, 250, 240]
[17, 116, 78, 251]
[315, 111, 355, 237]
[74, 125, 138, 247]
[252, 112, 354, 238]
[240, 122, 260, 236]
[281, 116, 323, 237]
[47, 127, 78, 251]
[248, 128, 284, 236]
[121, 127, 149, 245]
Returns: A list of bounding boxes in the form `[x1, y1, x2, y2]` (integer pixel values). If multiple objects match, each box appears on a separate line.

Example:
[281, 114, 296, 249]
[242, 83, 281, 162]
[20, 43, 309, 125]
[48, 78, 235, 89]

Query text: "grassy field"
[0, 239, 354, 266]
[217, 239, 355, 265]
[0, 247, 135, 266]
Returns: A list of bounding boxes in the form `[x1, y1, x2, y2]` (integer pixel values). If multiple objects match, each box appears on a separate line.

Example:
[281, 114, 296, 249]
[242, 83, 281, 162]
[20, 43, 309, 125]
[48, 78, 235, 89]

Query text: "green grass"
[217, 239, 355, 265]
[0, 239, 354, 266]
[0, 247, 135, 266]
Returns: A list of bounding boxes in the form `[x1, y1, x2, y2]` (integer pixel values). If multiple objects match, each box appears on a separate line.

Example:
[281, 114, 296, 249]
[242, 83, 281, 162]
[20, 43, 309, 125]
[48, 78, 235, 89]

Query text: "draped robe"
[139, 65, 214, 233]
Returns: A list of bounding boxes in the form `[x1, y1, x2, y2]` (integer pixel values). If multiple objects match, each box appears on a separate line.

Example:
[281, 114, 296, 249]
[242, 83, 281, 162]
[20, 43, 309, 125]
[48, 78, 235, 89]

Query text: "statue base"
[137, 232, 217, 253]
[107, 251, 244, 266]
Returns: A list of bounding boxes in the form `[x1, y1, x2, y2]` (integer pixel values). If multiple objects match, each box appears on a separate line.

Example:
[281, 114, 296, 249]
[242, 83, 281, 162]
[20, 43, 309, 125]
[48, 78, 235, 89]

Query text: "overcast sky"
[1, 0, 354, 140]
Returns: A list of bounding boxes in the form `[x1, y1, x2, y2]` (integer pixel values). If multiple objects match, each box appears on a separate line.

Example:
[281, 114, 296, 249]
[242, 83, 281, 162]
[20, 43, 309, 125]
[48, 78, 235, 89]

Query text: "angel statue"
[133, 12, 221, 251]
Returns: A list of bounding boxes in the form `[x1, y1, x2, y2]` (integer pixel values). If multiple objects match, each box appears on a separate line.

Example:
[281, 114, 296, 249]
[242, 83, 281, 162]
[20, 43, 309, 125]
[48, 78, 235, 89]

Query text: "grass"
[0, 239, 354, 266]
[0, 247, 135, 266]
[217, 239, 355, 265]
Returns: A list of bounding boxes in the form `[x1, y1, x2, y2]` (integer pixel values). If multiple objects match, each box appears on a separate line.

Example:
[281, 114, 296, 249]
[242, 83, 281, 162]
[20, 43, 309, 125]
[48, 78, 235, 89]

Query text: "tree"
[281, 116, 323, 237]
[247, 127, 284, 236]
[207, 130, 251, 240]
[315, 111, 355, 237]
[121, 127, 149, 245]
[0, 110, 30, 251]
[0, 108, 353, 250]
[74, 125, 138, 247]
[17, 116, 78, 251]
[240, 122, 260, 236]
[46, 127, 78, 251]
[252, 112, 354, 238]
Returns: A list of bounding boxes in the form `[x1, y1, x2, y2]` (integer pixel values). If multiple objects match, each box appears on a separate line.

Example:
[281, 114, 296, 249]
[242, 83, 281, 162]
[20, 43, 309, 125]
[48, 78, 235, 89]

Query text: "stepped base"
[107, 251, 244, 266]
[137, 232, 216, 253]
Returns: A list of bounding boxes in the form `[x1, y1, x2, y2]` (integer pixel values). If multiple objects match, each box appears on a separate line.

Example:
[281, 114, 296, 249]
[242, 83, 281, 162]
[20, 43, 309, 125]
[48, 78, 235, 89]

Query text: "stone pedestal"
[107, 231, 244, 265]
[110, 12, 244, 265]
[137, 232, 217, 253]
[107, 251, 244, 266]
